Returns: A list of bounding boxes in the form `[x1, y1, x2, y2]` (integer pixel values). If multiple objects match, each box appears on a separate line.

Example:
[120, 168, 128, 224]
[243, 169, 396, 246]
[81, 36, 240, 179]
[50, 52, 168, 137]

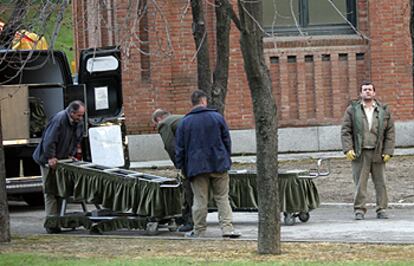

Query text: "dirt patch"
[135, 155, 414, 204]
[279, 155, 414, 204]
[2, 236, 414, 263]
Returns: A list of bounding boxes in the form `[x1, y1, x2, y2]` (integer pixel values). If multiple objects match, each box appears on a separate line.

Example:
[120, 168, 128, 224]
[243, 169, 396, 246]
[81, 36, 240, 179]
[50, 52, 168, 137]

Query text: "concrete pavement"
[199, 203, 414, 244]
[8, 201, 414, 244]
[9, 148, 414, 242]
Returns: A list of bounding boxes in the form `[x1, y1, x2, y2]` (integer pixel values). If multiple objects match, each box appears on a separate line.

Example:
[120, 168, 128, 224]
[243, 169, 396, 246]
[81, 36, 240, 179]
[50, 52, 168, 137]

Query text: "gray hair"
[66, 100, 85, 113]
[151, 108, 170, 123]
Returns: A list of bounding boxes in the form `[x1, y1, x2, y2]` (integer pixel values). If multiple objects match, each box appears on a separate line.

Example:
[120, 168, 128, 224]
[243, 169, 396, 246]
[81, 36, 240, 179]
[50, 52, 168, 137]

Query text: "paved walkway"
[228, 204, 414, 244]
[9, 148, 414, 243]
[9, 202, 414, 244]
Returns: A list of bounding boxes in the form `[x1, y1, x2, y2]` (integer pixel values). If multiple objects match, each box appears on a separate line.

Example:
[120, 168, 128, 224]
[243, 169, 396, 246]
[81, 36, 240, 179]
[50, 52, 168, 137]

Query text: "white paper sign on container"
[88, 125, 124, 167]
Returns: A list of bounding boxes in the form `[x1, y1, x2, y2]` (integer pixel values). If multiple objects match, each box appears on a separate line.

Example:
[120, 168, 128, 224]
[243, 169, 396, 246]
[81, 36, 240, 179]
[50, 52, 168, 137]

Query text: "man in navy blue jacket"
[176, 90, 239, 238]
[33, 100, 85, 233]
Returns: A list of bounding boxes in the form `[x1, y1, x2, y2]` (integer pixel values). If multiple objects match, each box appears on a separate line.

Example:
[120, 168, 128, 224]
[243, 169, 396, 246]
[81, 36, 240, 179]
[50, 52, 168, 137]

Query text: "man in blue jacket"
[33, 100, 85, 233]
[176, 90, 240, 238]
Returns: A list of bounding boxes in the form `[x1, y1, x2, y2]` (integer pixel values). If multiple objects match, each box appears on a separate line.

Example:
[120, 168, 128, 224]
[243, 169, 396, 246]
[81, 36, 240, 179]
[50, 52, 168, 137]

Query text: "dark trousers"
[181, 178, 194, 225]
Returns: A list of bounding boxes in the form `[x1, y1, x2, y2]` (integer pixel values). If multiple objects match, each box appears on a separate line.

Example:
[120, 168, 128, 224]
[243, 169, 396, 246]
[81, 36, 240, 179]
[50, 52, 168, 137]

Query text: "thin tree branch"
[290, 0, 304, 36]
[327, 0, 370, 40]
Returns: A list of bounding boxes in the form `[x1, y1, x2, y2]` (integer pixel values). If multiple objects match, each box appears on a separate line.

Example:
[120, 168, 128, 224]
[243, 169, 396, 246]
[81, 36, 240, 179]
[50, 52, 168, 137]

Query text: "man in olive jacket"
[151, 109, 193, 232]
[341, 81, 395, 220]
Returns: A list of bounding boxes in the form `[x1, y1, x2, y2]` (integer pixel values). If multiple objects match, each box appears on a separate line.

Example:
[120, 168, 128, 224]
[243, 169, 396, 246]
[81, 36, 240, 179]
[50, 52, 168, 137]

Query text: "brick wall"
[264, 37, 369, 127]
[368, 0, 414, 120]
[72, 0, 414, 135]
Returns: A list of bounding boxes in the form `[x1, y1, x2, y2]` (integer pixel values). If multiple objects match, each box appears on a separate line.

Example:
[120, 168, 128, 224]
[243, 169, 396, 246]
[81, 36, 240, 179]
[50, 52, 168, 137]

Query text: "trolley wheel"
[146, 222, 159, 235]
[298, 212, 310, 223]
[45, 227, 61, 234]
[168, 219, 178, 232]
[283, 212, 295, 226]
[89, 227, 102, 235]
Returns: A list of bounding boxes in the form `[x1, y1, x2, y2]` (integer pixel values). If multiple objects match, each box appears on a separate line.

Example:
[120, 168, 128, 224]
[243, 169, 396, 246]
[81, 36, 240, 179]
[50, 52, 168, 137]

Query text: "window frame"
[264, 0, 357, 36]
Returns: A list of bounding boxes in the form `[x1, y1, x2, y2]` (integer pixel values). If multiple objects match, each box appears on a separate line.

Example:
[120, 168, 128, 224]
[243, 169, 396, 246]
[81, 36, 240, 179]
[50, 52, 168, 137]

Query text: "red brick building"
[72, 0, 413, 160]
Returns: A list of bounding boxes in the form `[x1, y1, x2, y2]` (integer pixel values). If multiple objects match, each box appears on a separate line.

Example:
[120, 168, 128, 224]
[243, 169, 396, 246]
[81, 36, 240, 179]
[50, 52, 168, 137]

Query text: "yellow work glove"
[346, 150, 356, 161]
[382, 154, 391, 163]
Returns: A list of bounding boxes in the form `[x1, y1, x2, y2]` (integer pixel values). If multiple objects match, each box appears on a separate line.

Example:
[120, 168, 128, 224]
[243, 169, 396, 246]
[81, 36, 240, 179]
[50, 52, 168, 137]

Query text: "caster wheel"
[284, 213, 295, 226]
[89, 227, 102, 235]
[168, 219, 178, 232]
[298, 212, 310, 222]
[45, 227, 61, 234]
[146, 222, 159, 235]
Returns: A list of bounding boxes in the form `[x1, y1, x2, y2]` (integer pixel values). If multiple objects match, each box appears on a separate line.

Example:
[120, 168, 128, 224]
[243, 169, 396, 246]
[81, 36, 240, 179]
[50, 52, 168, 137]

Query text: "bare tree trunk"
[411, 0, 414, 93]
[211, 0, 231, 114]
[191, 0, 231, 115]
[0, 104, 11, 242]
[0, 0, 30, 49]
[237, 0, 280, 254]
[190, 0, 212, 99]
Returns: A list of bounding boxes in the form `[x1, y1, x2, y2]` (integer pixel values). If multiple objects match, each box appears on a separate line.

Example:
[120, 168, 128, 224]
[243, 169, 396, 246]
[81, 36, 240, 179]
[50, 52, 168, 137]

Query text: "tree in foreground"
[189, 0, 280, 254]
[0, 107, 10, 242]
[233, 0, 280, 254]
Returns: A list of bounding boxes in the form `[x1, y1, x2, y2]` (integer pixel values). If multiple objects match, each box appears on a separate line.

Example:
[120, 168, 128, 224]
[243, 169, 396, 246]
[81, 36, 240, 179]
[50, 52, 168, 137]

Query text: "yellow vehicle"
[12, 30, 48, 50]
[0, 19, 48, 50]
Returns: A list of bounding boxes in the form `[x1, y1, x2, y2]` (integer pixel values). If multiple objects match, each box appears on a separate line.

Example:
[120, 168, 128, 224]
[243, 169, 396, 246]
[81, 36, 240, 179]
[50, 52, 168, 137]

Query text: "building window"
[263, 0, 357, 36]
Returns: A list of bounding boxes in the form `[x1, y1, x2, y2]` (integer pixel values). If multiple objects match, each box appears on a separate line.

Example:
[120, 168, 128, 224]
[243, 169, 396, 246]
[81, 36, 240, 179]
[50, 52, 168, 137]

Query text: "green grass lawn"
[1, 252, 414, 266]
[0, 253, 281, 266]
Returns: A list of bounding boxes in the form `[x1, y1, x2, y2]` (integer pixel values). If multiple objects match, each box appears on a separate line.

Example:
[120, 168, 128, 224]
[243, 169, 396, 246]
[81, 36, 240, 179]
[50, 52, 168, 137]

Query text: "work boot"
[355, 212, 364, 220]
[178, 223, 193, 232]
[376, 211, 389, 219]
[184, 230, 206, 238]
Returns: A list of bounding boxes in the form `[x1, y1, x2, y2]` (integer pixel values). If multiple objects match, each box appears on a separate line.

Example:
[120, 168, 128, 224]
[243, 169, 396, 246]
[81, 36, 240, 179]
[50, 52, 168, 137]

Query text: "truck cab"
[0, 47, 123, 206]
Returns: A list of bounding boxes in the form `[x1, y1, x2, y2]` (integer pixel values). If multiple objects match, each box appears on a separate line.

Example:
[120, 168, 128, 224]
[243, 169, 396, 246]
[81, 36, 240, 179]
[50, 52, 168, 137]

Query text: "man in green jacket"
[152, 109, 193, 232]
[341, 81, 395, 220]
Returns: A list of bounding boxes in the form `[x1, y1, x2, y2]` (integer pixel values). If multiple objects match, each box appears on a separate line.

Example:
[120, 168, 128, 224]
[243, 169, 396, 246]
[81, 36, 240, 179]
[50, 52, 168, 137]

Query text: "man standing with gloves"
[341, 81, 395, 220]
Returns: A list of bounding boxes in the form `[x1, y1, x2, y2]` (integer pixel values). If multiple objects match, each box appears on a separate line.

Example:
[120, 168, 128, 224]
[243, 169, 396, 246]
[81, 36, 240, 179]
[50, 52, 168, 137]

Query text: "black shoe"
[222, 231, 241, 238]
[178, 224, 193, 232]
[377, 212, 389, 219]
[45, 227, 61, 234]
[355, 213, 364, 220]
